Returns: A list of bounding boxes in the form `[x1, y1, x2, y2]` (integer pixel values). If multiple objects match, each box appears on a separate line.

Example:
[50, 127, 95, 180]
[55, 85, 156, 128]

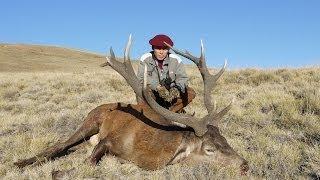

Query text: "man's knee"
[186, 87, 196, 100]
[179, 87, 196, 107]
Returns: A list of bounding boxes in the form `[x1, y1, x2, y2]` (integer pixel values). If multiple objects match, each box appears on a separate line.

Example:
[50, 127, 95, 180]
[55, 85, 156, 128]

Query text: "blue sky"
[1, 0, 319, 68]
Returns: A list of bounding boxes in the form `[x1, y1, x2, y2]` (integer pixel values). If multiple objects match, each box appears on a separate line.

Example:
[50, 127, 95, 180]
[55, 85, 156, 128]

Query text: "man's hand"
[169, 87, 180, 99]
[156, 85, 170, 101]
[156, 85, 180, 102]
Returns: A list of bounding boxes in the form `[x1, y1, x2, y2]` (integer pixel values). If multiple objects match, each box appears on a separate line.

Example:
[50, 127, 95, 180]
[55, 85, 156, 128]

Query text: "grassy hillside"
[0, 44, 106, 72]
[0, 44, 319, 179]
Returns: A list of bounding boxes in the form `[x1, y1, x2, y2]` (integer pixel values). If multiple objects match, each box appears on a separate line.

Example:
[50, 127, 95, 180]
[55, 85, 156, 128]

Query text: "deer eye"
[203, 147, 215, 155]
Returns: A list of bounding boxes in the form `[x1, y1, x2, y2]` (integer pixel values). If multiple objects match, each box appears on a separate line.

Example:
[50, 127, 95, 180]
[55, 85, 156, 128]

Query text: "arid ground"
[0, 44, 319, 179]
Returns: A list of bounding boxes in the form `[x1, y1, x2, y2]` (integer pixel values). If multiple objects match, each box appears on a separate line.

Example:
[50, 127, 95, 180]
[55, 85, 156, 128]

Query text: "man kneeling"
[137, 34, 195, 112]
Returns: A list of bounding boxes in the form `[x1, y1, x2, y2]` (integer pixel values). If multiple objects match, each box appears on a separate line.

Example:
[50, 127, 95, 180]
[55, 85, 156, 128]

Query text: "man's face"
[154, 47, 169, 61]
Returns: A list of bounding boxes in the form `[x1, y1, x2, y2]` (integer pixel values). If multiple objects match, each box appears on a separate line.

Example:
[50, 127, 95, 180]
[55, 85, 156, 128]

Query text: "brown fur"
[13, 93, 192, 170]
[95, 103, 184, 170]
[14, 90, 248, 174]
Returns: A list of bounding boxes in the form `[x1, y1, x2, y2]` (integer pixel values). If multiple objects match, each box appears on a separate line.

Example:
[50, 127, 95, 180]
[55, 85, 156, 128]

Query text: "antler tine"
[124, 34, 132, 60]
[209, 98, 233, 126]
[105, 35, 142, 99]
[123, 34, 136, 78]
[199, 39, 215, 112]
[203, 59, 227, 112]
[200, 39, 205, 60]
[164, 42, 199, 64]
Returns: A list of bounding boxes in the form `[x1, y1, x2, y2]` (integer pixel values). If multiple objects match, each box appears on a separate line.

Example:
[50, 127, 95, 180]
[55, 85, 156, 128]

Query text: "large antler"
[104, 35, 231, 136]
[164, 41, 232, 114]
[104, 35, 142, 99]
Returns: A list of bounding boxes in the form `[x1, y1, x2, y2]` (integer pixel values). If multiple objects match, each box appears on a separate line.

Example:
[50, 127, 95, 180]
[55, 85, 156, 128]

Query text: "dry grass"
[0, 44, 319, 179]
[0, 44, 105, 72]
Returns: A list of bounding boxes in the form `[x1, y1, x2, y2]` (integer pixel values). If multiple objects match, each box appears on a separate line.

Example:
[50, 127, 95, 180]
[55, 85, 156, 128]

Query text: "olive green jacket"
[137, 52, 189, 93]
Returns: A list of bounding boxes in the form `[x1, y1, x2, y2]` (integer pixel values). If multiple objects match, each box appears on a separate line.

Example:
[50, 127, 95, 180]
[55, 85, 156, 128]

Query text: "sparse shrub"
[50, 94, 67, 104]
[223, 69, 282, 86]
[78, 91, 104, 103]
[50, 81, 65, 89]
[296, 88, 320, 116]
[249, 71, 282, 86]
[2, 102, 24, 114]
[1, 86, 20, 100]
[108, 78, 129, 91]
[275, 69, 296, 82]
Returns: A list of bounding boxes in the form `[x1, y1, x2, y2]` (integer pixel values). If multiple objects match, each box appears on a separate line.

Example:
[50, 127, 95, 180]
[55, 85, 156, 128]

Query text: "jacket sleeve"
[174, 62, 189, 93]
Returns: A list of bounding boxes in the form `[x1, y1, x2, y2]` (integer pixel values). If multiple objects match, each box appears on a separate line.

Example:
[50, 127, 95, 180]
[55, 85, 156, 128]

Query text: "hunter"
[137, 34, 196, 112]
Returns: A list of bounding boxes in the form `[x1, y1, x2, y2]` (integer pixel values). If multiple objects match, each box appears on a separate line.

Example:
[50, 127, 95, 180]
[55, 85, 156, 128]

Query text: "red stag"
[14, 35, 248, 175]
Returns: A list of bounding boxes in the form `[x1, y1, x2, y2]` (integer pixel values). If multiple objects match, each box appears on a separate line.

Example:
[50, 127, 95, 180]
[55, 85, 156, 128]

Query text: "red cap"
[149, 34, 174, 47]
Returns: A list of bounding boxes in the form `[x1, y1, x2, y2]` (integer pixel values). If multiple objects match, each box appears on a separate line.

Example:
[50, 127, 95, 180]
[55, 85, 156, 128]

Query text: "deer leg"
[14, 112, 102, 168]
[88, 138, 110, 165]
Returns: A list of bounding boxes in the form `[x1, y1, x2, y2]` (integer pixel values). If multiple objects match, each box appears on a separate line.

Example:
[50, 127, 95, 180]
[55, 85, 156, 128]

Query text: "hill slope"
[0, 44, 106, 72]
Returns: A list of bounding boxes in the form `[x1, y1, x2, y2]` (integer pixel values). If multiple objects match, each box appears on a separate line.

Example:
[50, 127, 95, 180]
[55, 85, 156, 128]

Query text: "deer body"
[86, 102, 246, 170]
[14, 35, 249, 175]
[92, 103, 184, 170]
